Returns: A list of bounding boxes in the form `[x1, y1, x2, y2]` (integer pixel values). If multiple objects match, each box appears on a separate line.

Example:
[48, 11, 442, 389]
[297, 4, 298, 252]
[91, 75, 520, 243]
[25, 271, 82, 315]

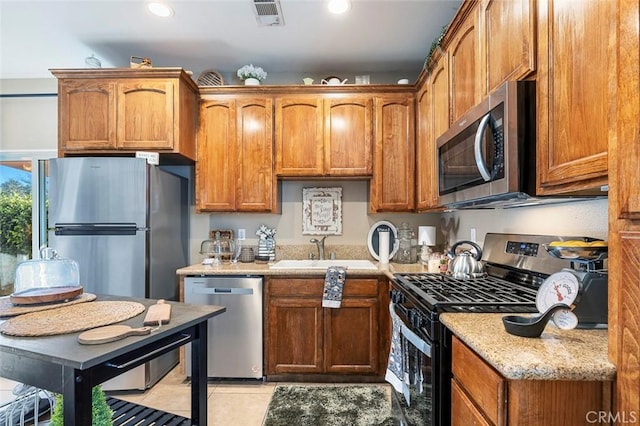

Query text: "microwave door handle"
[474, 113, 493, 181]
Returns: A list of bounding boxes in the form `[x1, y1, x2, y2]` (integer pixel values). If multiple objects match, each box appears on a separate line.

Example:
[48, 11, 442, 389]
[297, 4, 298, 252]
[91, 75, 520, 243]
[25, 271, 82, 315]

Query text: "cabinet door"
[325, 297, 379, 374]
[614, 0, 640, 219]
[612, 232, 640, 415]
[452, 336, 506, 425]
[370, 95, 415, 212]
[431, 54, 451, 141]
[235, 98, 276, 212]
[116, 80, 174, 150]
[449, 4, 481, 122]
[416, 85, 439, 210]
[481, 0, 536, 94]
[536, 0, 613, 193]
[451, 380, 493, 426]
[58, 79, 116, 150]
[266, 297, 324, 374]
[274, 97, 324, 176]
[324, 97, 373, 176]
[196, 100, 237, 212]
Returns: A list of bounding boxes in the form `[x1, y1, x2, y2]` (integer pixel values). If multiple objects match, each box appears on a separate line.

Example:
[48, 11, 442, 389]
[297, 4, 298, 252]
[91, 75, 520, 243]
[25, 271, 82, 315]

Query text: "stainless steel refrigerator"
[47, 157, 189, 391]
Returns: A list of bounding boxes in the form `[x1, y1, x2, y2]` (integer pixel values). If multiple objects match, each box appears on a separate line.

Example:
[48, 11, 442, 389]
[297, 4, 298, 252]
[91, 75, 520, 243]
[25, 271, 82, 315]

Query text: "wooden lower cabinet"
[265, 276, 389, 379]
[452, 336, 612, 425]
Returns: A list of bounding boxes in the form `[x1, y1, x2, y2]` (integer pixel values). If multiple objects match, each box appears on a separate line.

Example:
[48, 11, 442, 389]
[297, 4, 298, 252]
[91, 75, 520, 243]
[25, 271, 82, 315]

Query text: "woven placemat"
[0, 301, 146, 337]
[0, 293, 97, 317]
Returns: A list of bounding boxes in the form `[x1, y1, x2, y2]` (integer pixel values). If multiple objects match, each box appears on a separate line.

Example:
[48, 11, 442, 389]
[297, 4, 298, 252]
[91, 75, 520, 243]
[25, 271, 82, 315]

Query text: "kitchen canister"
[239, 247, 255, 263]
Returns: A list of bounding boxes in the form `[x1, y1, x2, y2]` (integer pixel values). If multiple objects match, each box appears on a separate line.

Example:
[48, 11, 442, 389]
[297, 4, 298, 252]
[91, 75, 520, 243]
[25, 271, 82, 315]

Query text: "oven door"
[387, 302, 437, 426]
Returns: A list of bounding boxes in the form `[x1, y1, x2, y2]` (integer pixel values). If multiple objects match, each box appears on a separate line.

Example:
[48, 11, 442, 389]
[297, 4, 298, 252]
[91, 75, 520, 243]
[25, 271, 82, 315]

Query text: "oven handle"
[392, 303, 432, 357]
[401, 324, 431, 357]
[474, 112, 493, 182]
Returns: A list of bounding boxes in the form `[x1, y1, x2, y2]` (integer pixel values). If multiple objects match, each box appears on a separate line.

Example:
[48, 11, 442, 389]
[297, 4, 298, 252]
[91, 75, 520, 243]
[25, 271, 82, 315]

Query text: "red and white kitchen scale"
[537, 242, 608, 330]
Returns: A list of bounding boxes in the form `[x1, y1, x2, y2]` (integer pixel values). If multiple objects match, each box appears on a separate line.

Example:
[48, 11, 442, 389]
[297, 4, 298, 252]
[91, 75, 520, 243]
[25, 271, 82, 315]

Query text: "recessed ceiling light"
[147, 2, 174, 18]
[327, 0, 351, 14]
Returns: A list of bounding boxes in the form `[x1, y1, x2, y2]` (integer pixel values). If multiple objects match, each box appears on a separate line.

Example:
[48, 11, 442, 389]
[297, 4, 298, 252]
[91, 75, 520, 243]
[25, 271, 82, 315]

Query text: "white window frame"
[0, 150, 57, 258]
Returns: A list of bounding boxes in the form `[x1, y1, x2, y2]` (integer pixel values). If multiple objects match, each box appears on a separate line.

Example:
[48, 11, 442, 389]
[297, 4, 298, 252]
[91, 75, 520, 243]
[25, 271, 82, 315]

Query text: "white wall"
[0, 78, 58, 152]
[189, 180, 442, 261]
[441, 198, 608, 250]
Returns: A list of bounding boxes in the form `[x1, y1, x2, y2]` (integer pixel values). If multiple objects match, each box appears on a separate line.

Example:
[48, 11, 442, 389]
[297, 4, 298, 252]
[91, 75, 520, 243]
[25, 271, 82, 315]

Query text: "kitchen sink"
[269, 259, 378, 270]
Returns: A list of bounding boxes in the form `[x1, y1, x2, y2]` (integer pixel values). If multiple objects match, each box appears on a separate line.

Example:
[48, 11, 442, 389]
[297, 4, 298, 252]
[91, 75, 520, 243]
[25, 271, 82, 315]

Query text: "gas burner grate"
[393, 273, 539, 312]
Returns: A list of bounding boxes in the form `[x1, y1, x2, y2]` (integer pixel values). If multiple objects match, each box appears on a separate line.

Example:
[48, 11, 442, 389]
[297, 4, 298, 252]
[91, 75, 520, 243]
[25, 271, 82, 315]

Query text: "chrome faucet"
[310, 236, 327, 260]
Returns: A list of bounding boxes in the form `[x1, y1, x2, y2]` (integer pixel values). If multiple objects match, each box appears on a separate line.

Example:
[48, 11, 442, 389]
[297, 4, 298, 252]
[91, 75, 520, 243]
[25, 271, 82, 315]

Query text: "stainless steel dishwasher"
[184, 275, 263, 379]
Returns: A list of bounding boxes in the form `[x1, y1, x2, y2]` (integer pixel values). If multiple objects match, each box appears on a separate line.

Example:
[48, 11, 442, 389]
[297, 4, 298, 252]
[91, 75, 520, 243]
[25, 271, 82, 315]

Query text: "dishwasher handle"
[192, 287, 254, 295]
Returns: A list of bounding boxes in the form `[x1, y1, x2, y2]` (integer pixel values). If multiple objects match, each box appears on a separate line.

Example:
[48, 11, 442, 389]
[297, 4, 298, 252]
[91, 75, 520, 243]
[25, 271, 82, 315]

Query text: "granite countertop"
[176, 261, 428, 279]
[440, 313, 615, 382]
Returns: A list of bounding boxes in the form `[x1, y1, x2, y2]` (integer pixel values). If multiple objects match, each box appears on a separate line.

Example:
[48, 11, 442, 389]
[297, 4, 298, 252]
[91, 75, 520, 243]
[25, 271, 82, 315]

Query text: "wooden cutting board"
[78, 325, 152, 345]
[143, 299, 171, 325]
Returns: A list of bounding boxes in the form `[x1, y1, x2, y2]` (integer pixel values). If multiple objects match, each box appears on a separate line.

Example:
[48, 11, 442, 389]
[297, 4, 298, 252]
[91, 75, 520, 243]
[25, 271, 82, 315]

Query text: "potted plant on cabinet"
[237, 64, 267, 85]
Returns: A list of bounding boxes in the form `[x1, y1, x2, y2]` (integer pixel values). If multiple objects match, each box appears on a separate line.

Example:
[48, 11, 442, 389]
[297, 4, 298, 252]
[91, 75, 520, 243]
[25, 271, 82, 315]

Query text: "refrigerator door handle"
[54, 223, 139, 236]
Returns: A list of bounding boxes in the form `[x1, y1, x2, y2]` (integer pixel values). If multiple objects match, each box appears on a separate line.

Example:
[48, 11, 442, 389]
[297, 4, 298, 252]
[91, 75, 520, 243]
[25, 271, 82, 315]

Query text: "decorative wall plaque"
[302, 187, 342, 235]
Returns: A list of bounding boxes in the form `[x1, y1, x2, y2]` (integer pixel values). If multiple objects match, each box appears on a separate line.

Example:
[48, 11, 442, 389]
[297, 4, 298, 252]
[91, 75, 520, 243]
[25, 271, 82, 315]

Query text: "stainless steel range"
[387, 233, 608, 426]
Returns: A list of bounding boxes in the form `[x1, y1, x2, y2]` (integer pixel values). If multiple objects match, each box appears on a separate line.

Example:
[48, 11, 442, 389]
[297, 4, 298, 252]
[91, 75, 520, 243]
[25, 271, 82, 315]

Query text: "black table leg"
[62, 366, 93, 425]
[191, 321, 208, 425]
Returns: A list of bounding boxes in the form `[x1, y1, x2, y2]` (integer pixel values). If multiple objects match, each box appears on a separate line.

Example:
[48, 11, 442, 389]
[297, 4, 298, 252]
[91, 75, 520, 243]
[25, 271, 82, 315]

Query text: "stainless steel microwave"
[437, 80, 538, 208]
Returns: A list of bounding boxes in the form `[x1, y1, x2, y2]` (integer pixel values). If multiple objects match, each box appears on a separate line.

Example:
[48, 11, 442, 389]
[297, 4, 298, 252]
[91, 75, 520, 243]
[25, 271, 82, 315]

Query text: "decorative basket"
[130, 56, 153, 69]
[197, 70, 225, 86]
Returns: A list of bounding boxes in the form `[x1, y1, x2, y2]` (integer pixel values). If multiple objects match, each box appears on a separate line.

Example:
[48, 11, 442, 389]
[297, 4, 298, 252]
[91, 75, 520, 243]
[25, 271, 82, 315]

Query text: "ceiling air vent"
[252, 0, 284, 26]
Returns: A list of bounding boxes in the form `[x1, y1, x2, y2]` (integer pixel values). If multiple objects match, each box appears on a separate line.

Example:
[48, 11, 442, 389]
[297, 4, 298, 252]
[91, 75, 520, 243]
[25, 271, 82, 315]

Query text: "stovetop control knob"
[391, 289, 406, 304]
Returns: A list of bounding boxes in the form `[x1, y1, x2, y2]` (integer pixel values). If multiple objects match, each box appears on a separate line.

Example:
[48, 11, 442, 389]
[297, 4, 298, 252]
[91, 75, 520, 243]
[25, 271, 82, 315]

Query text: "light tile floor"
[109, 368, 276, 425]
[1, 368, 276, 425]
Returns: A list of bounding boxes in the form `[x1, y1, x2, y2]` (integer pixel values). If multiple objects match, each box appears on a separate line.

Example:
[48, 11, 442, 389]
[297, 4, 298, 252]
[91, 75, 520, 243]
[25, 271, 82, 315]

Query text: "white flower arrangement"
[237, 64, 267, 81]
[256, 224, 276, 239]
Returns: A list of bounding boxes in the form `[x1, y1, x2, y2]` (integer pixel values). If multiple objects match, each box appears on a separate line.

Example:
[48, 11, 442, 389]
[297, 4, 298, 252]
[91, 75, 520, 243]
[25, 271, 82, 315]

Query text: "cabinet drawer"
[341, 279, 379, 297]
[452, 336, 505, 425]
[269, 277, 379, 297]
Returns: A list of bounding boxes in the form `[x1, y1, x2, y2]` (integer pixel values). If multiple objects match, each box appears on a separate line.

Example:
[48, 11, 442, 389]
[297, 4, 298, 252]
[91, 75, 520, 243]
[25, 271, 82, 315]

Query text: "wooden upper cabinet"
[274, 97, 324, 176]
[52, 69, 198, 161]
[58, 79, 116, 149]
[614, 0, 640, 219]
[370, 94, 415, 212]
[116, 79, 174, 150]
[196, 99, 237, 211]
[480, 0, 536, 94]
[196, 97, 277, 212]
[448, 3, 481, 122]
[324, 97, 373, 176]
[235, 99, 276, 211]
[415, 84, 439, 211]
[536, 0, 613, 194]
[431, 53, 451, 141]
[275, 95, 373, 177]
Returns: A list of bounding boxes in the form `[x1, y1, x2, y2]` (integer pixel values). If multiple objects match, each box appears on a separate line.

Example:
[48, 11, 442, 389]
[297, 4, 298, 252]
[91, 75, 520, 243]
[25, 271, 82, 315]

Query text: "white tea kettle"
[447, 240, 486, 279]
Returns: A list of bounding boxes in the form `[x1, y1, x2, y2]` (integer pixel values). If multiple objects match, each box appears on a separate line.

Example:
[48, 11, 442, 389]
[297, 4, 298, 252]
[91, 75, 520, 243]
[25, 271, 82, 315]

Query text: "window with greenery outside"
[0, 178, 33, 295]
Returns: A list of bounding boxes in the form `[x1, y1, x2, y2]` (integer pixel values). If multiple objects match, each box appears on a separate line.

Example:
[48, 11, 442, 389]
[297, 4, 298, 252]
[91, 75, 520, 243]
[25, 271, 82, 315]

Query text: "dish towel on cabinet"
[322, 266, 346, 308]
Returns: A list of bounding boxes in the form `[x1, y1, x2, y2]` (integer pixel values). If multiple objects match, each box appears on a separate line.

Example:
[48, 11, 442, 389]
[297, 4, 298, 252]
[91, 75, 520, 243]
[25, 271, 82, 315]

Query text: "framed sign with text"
[302, 187, 342, 235]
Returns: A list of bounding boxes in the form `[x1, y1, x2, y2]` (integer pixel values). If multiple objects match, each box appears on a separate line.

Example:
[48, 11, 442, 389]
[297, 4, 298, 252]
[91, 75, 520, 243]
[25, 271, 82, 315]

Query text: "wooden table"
[0, 295, 225, 425]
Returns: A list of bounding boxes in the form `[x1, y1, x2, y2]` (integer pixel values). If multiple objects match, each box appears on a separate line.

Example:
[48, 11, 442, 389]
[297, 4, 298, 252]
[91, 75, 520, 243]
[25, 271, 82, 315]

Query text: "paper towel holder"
[367, 221, 399, 261]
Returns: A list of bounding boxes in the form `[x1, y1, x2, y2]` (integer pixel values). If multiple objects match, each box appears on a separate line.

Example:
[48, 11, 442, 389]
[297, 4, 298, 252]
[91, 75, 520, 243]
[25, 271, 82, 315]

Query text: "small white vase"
[244, 77, 260, 86]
